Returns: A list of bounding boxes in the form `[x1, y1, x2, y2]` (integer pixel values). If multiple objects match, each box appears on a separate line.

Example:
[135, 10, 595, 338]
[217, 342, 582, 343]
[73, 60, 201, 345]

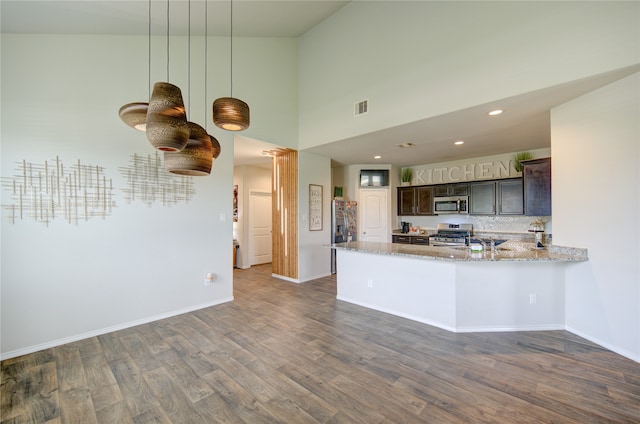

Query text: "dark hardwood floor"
[2, 263, 639, 423]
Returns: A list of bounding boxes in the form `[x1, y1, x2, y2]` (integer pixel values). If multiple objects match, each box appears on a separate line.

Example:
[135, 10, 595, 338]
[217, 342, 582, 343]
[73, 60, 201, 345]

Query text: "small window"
[360, 169, 389, 187]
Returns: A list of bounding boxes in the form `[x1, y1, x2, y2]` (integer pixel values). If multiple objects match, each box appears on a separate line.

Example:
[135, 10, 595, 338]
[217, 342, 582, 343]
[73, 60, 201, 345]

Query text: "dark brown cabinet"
[470, 178, 524, 215]
[392, 235, 413, 244]
[392, 235, 430, 245]
[522, 158, 551, 216]
[498, 179, 524, 215]
[415, 186, 433, 215]
[397, 186, 433, 216]
[434, 183, 468, 197]
[397, 187, 415, 216]
[469, 181, 496, 215]
[398, 179, 524, 217]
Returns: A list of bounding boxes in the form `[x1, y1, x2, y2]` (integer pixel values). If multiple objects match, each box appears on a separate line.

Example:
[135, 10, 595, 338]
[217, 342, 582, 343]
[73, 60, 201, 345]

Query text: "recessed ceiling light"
[373, 155, 382, 159]
[454, 140, 464, 145]
[488, 109, 503, 116]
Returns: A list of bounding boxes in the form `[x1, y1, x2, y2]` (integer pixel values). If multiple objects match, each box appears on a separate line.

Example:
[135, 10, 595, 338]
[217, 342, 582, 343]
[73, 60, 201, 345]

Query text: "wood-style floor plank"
[2, 264, 639, 423]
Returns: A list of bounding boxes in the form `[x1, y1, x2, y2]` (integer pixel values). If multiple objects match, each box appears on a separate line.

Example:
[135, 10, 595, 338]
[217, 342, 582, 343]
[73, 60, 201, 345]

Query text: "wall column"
[272, 149, 298, 279]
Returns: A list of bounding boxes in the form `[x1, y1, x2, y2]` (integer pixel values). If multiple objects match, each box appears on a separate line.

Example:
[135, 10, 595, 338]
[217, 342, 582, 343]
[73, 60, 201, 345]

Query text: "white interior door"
[249, 191, 272, 265]
[360, 189, 388, 242]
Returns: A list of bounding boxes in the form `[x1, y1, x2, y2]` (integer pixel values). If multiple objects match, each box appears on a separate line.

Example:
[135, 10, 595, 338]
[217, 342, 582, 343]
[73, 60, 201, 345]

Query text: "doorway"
[249, 190, 272, 265]
[360, 189, 388, 242]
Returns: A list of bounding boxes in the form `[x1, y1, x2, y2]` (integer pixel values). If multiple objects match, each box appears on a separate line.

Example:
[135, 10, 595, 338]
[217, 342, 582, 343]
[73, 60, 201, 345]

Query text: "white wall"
[299, 1, 639, 149]
[551, 72, 640, 361]
[297, 151, 332, 282]
[0, 33, 298, 358]
[233, 164, 272, 269]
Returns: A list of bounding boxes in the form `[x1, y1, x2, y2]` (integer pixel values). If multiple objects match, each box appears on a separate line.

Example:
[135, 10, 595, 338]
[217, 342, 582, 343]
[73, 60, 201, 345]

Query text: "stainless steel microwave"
[433, 196, 469, 214]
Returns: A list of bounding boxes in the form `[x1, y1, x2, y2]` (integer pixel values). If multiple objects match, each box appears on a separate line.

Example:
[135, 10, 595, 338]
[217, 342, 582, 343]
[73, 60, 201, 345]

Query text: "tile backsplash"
[399, 215, 552, 239]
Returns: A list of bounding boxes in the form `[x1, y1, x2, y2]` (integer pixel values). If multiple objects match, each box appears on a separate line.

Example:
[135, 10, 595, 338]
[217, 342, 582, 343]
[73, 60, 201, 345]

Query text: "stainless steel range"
[429, 223, 472, 246]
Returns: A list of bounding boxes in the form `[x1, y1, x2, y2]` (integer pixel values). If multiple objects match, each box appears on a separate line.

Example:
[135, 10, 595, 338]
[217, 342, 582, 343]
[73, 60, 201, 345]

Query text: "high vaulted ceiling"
[2, 1, 637, 168]
[0, 1, 350, 37]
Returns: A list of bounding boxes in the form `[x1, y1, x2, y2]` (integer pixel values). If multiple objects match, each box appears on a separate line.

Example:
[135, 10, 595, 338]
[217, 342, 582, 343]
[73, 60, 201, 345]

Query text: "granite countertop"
[330, 240, 588, 262]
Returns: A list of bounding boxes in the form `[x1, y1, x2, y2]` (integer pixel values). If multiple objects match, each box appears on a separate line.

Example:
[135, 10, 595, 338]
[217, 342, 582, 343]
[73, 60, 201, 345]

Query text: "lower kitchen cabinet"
[411, 236, 430, 245]
[392, 235, 413, 244]
[392, 235, 430, 245]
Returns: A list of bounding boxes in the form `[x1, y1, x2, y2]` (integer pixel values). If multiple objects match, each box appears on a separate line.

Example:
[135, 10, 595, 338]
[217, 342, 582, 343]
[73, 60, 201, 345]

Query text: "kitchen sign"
[409, 148, 550, 185]
[415, 160, 513, 185]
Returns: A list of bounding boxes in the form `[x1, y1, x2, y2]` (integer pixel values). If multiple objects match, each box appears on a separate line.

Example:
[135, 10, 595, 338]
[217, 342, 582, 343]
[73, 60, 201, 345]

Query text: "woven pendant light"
[165, 122, 213, 176]
[145, 82, 189, 152]
[212, 0, 250, 132]
[119, 102, 149, 131]
[212, 97, 250, 131]
[211, 135, 221, 159]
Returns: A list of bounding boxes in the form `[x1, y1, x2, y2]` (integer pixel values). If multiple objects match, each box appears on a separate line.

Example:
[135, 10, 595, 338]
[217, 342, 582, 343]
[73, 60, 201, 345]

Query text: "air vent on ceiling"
[355, 99, 368, 116]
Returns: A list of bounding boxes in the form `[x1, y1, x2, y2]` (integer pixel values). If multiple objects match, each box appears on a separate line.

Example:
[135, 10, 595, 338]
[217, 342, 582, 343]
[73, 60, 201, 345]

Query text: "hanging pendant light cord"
[148, 0, 151, 99]
[188, 0, 191, 114]
[230, 0, 233, 98]
[166, 0, 170, 82]
[205, 0, 208, 127]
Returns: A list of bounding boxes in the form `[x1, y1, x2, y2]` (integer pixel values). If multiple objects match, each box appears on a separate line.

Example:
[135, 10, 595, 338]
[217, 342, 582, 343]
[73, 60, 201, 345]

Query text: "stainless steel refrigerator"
[331, 200, 357, 274]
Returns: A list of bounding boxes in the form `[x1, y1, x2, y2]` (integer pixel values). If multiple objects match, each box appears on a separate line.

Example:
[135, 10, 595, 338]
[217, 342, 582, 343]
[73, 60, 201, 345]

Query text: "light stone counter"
[331, 240, 587, 262]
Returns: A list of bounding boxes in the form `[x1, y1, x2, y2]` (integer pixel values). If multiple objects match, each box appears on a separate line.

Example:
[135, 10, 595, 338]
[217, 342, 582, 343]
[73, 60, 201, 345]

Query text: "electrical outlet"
[367, 279, 373, 288]
[529, 293, 537, 304]
[204, 279, 211, 287]
[204, 272, 215, 287]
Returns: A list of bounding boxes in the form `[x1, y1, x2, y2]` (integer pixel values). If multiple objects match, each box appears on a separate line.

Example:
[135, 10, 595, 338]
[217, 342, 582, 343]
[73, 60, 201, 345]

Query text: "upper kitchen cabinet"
[521, 158, 551, 216]
[469, 181, 496, 214]
[497, 179, 524, 215]
[397, 186, 434, 216]
[469, 178, 524, 215]
[397, 187, 415, 216]
[433, 183, 468, 197]
[415, 186, 434, 215]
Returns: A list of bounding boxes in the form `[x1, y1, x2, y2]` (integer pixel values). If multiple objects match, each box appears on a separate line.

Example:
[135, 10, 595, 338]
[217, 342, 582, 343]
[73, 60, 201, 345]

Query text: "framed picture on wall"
[309, 184, 323, 231]
[233, 185, 238, 222]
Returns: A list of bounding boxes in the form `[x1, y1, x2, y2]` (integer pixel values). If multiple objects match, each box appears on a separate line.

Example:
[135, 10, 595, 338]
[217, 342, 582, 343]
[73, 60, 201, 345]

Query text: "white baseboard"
[0, 297, 234, 361]
[565, 325, 640, 363]
[271, 272, 332, 284]
[337, 296, 567, 334]
[298, 272, 332, 283]
[455, 324, 565, 333]
[336, 296, 458, 333]
[272, 273, 301, 283]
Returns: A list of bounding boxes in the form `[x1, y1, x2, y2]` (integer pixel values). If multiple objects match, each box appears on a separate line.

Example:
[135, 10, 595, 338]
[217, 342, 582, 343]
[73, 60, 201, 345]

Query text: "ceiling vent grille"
[354, 99, 368, 116]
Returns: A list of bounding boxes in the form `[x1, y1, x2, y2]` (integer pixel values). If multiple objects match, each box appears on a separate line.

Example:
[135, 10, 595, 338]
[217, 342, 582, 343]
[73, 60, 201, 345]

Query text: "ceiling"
[2, 1, 637, 168]
[305, 65, 640, 167]
[0, 1, 350, 37]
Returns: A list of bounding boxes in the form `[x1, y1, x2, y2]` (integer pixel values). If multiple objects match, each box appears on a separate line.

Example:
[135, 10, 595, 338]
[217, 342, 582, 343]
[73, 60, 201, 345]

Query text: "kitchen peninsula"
[331, 241, 587, 333]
